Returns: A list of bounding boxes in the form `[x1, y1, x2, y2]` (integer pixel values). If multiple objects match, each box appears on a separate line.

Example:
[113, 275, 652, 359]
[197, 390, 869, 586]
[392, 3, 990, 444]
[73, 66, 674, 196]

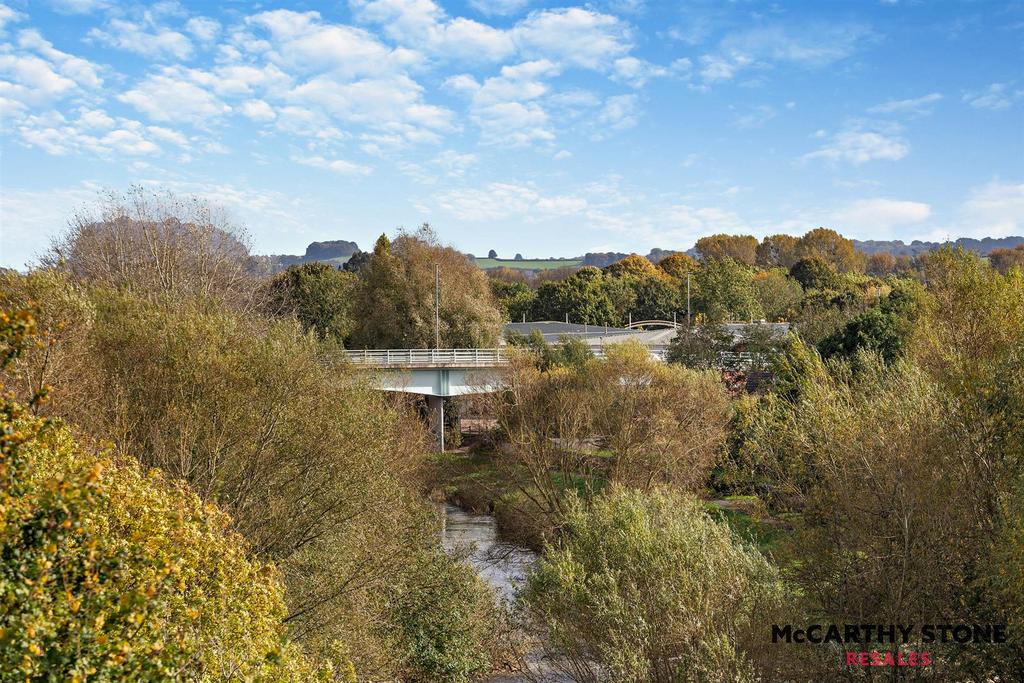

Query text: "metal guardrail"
[340, 348, 510, 367]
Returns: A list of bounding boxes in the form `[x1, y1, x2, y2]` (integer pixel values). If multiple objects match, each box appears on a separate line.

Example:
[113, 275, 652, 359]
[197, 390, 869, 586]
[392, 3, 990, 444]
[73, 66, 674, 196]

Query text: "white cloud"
[0, 3, 24, 32]
[732, 104, 777, 129]
[437, 181, 586, 220]
[514, 8, 633, 70]
[699, 22, 873, 84]
[246, 9, 419, 78]
[0, 29, 104, 111]
[240, 99, 276, 121]
[468, 0, 530, 16]
[956, 180, 1024, 237]
[293, 154, 372, 175]
[185, 17, 221, 44]
[119, 67, 231, 124]
[803, 126, 909, 164]
[88, 18, 193, 60]
[833, 198, 931, 238]
[963, 82, 1022, 111]
[448, 60, 560, 145]
[595, 93, 638, 133]
[868, 92, 942, 115]
[46, 0, 111, 14]
[351, 0, 516, 63]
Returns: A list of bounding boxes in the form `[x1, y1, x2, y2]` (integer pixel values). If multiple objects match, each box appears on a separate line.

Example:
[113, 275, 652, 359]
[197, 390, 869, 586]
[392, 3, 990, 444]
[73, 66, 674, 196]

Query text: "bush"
[521, 488, 786, 683]
[0, 308, 323, 682]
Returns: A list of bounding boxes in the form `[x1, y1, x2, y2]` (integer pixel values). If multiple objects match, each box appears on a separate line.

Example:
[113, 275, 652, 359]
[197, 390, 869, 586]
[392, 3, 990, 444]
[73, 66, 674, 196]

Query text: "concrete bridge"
[333, 348, 510, 452]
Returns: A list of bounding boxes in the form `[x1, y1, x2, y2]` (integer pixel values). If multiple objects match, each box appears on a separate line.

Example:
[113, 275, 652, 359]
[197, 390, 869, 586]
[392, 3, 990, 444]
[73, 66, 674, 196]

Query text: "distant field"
[476, 258, 582, 270]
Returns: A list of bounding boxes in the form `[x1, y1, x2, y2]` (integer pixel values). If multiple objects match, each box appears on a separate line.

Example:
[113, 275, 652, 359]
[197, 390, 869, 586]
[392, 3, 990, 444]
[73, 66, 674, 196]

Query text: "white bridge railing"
[341, 348, 510, 367]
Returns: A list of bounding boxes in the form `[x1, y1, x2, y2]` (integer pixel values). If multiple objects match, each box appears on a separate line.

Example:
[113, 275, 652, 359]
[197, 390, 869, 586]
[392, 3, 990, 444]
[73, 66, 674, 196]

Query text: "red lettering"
[921, 652, 932, 666]
[846, 652, 858, 665]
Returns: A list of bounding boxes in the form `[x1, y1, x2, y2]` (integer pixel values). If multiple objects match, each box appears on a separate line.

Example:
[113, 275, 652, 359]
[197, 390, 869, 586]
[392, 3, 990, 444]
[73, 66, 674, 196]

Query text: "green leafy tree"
[531, 267, 632, 325]
[694, 258, 762, 321]
[666, 322, 734, 370]
[489, 278, 536, 322]
[788, 256, 838, 290]
[628, 275, 686, 321]
[268, 262, 357, 342]
[751, 269, 803, 321]
[818, 280, 924, 365]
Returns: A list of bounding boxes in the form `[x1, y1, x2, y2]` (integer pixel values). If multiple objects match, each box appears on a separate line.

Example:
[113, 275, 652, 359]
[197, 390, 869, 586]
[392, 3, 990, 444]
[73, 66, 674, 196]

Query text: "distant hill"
[256, 240, 361, 274]
[853, 236, 1024, 256]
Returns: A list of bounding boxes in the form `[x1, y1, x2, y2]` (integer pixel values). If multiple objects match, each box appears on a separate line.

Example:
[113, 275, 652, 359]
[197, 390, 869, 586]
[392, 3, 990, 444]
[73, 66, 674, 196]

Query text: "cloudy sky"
[1, 0, 1022, 267]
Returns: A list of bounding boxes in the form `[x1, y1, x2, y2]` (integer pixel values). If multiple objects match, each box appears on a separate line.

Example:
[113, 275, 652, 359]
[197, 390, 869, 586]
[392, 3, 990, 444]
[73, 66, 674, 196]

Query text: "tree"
[695, 234, 758, 266]
[514, 253, 524, 261]
[756, 234, 800, 268]
[268, 262, 357, 342]
[818, 280, 924, 365]
[666, 322, 734, 369]
[795, 227, 862, 272]
[788, 256, 838, 290]
[531, 267, 632, 326]
[628, 275, 686, 321]
[694, 258, 762, 321]
[603, 253, 658, 278]
[44, 186, 260, 312]
[487, 249, 498, 259]
[989, 244, 1024, 274]
[865, 251, 897, 276]
[351, 226, 503, 348]
[656, 252, 698, 280]
[522, 488, 786, 683]
[342, 249, 371, 274]
[751, 269, 803, 321]
[489, 278, 536, 322]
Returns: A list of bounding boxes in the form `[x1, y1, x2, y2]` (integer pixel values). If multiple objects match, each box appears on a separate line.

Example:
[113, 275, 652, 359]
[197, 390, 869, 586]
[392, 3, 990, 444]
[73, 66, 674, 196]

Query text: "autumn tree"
[351, 226, 503, 348]
[0, 307, 326, 681]
[755, 234, 800, 268]
[795, 227, 862, 272]
[656, 252, 698, 280]
[603, 253, 658, 278]
[989, 244, 1024, 274]
[695, 234, 759, 266]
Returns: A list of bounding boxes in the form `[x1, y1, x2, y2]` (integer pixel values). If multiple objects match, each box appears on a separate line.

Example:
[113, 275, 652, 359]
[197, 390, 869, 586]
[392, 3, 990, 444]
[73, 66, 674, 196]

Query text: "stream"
[440, 503, 537, 603]
[440, 503, 577, 683]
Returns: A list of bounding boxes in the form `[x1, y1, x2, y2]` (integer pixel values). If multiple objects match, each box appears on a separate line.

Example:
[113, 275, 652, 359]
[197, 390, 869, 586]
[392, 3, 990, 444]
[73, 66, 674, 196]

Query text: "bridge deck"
[341, 348, 509, 368]
[336, 346, 678, 368]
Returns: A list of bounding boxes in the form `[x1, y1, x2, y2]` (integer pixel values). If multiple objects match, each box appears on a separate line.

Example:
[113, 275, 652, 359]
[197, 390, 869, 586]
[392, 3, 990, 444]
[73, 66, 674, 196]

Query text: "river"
[440, 503, 537, 603]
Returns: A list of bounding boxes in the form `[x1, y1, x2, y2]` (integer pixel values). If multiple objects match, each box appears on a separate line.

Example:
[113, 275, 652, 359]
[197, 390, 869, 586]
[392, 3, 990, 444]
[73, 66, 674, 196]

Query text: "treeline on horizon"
[1, 186, 1022, 682]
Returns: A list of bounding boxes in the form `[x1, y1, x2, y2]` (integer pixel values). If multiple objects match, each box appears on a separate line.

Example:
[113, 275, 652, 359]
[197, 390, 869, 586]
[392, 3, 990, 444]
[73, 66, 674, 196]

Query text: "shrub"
[0, 308, 324, 682]
[521, 488, 786, 683]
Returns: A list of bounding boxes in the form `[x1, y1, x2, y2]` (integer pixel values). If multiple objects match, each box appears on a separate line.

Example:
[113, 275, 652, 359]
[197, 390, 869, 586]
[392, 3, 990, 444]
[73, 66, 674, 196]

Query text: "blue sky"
[1, 0, 1022, 268]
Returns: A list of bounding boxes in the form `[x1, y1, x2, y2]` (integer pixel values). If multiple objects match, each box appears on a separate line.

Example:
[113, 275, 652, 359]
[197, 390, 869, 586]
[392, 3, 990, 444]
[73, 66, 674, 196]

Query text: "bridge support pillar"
[427, 395, 445, 452]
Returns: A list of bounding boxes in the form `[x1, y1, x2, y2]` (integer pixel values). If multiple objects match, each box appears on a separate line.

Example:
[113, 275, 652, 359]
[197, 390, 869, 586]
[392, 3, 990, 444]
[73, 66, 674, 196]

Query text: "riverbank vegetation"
[2, 186, 1022, 681]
